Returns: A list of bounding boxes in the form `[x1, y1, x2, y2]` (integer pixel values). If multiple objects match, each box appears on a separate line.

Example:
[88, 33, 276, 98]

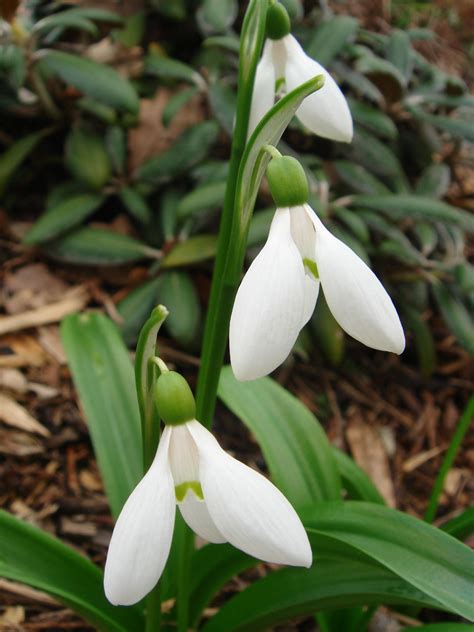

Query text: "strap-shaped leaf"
[304, 502, 474, 621]
[0, 510, 143, 631]
[201, 553, 438, 632]
[61, 313, 142, 517]
[218, 367, 341, 506]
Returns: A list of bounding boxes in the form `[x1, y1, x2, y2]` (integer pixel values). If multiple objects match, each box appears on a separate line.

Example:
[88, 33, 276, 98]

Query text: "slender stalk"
[145, 584, 161, 632]
[173, 5, 267, 631]
[196, 0, 267, 428]
[424, 395, 474, 523]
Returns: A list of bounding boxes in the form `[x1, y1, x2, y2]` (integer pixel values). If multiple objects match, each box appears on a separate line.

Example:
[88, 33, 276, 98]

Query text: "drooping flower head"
[230, 154, 405, 381]
[248, 2, 353, 141]
[104, 370, 311, 606]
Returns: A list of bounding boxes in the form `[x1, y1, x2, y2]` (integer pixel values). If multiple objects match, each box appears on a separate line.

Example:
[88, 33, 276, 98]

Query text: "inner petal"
[168, 423, 201, 500]
[290, 205, 318, 278]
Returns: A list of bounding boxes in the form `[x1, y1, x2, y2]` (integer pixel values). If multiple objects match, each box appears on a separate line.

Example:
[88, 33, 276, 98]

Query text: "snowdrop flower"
[230, 155, 405, 381]
[248, 2, 353, 141]
[104, 371, 312, 606]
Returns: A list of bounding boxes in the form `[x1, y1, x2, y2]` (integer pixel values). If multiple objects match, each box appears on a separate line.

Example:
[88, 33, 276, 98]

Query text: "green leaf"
[177, 181, 226, 220]
[350, 128, 403, 177]
[387, 29, 413, 82]
[65, 128, 112, 190]
[432, 283, 474, 354]
[442, 507, 474, 541]
[425, 396, 474, 522]
[351, 194, 474, 232]
[136, 121, 219, 184]
[247, 207, 274, 246]
[162, 87, 199, 127]
[39, 51, 139, 113]
[33, 14, 99, 37]
[357, 209, 427, 266]
[309, 292, 345, 366]
[348, 99, 398, 139]
[0, 510, 143, 631]
[190, 544, 255, 627]
[306, 16, 358, 66]
[333, 161, 390, 195]
[332, 449, 386, 505]
[117, 278, 161, 345]
[208, 83, 237, 133]
[119, 186, 152, 223]
[305, 502, 474, 621]
[355, 55, 405, 101]
[23, 193, 104, 245]
[58, 7, 123, 23]
[415, 163, 451, 198]
[144, 55, 204, 88]
[218, 367, 341, 507]
[401, 626, 474, 632]
[158, 271, 201, 348]
[105, 125, 127, 174]
[333, 206, 370, 244]
[0, 129, 49, 197]
[403, 306, 437, 377]
[161, 234, 217, 267]
[408, 106, 474, 142]
[201, 554, 439, 632]
[198, 0, 238, 33]
[61, 313, 142, 517]
[47, 227, 157, 265]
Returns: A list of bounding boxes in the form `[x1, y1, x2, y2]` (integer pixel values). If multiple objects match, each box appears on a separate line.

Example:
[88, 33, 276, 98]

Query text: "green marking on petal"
[275, 77, 285, 93]
[303, 257, 319, 279]
[175, 481, 204, 502]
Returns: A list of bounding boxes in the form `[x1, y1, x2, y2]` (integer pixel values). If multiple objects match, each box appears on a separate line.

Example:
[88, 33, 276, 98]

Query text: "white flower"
[249, 34, 353, 142]
[104, 419, 312, 606]
[230, 205, 405, 381]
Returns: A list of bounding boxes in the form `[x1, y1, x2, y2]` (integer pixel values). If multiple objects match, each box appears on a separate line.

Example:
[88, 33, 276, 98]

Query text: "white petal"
[301, 274, 319, 327]
[289, 205, 320, 326]
[187, 421, 312, 568]
[104, 427, 175, 606]
[230, 208, 307, 380]
[283, 35, 353, 143]
[168, 423, 200, 486]
[248, 41, 276, 137]
[308, 205, 405, 353]
[179, 494, 227, 544]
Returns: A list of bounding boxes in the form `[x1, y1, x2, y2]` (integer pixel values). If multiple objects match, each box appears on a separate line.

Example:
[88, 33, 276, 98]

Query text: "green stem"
[173, 4, 267, 632]
[145, 583, 161, 632]
[424, 395, 474, 523]
[196, 0, 267, 428]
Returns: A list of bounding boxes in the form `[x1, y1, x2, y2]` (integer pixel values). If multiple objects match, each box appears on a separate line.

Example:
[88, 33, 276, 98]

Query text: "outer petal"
[187, 421, 312, 568]
[308, 205, 405, 353]
[301, 274, 319, 327]
[283, 35, 353, 143]
[248, 40, 276, 137]
[179, 494, 227, 544]
[230, 208, 307, 380]
[104, 427, 175, 606]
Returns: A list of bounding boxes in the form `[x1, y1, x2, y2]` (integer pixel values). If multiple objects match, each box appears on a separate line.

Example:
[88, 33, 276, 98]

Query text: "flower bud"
[266, 2, 291, 40]
[155, 371, 196, 426]
[266, 155, 309, 207]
